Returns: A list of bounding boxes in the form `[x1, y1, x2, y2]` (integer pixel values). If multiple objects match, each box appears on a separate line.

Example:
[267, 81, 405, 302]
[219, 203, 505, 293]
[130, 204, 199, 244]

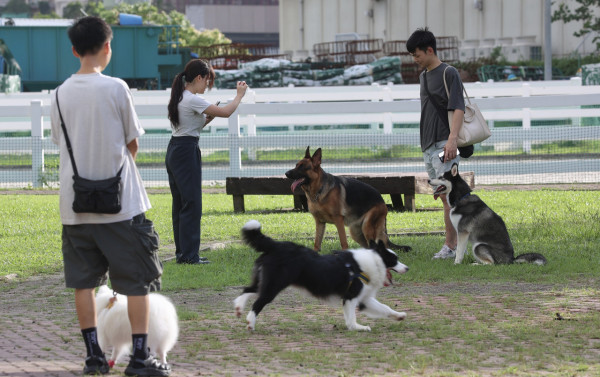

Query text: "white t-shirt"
[51, 73, 151, 225]
[170, 90, 210, 137]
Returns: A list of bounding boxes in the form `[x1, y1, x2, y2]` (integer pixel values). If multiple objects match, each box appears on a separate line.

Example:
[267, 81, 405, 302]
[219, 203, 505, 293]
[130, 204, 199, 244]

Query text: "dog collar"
[345, 263, 370, 291]
[458, 192, 471, 202]
[357, 272, 370, 285]
[310, 186, 325, 202]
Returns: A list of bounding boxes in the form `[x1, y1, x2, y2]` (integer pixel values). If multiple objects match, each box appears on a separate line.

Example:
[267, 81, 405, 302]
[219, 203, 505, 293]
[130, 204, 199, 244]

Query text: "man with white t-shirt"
[50, 16, 170, 376]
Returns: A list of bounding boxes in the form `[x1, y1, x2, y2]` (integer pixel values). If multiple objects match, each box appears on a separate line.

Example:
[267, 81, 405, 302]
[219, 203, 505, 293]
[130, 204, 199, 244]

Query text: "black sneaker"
[83, 354, 109, 375]
[124, 355, 171, 377]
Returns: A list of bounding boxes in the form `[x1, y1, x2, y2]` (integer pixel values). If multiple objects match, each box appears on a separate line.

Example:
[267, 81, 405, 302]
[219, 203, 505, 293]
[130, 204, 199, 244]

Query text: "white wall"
[186, 4, 278, 34]
[280, 0, 598, 59]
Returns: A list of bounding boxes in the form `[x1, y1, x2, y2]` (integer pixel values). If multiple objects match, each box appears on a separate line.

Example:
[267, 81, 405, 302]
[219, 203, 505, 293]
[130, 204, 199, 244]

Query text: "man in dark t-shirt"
[406, 28, 466, 260]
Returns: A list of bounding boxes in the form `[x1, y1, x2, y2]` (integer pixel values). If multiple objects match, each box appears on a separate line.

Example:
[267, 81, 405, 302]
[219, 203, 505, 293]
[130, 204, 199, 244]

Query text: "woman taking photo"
[167, 59, 248, 264]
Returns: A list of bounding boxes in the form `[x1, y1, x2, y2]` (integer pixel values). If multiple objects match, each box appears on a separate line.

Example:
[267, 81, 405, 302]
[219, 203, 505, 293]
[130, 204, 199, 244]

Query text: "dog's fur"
[234, 220, 409, 331]
[95, 285, 179, 366]
[429, 164, 547, 265]
[285, 146, 411, 252]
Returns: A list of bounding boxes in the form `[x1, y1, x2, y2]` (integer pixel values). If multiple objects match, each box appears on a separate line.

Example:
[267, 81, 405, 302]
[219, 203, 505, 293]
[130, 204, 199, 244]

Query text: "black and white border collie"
[234, 220, 409, 331]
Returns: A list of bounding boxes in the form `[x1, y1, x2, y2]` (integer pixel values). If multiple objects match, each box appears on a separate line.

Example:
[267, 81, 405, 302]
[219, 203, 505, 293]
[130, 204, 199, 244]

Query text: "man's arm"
[444, 109, 464, 161]
[127, 138, 139, 160]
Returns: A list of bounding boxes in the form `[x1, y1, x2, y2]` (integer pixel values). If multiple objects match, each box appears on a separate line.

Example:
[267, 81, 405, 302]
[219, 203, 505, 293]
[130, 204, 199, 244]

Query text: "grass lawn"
[1, 189, 599, 376]
[1, 189, 598, 285]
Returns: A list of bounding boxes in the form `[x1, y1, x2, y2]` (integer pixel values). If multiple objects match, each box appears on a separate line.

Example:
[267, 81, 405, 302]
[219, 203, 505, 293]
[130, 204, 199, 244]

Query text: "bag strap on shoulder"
[55, 86, 80, 178]
[442, 65, 472, 105]
[55, 86, 123, 178]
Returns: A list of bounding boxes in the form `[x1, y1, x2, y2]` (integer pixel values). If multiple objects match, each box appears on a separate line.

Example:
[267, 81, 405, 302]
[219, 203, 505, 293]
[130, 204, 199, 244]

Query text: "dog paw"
[235, 306, 242, 318]
[246, 311, 256, 331]
[391, 312, 407, 321]
[349, 324, 371, 331]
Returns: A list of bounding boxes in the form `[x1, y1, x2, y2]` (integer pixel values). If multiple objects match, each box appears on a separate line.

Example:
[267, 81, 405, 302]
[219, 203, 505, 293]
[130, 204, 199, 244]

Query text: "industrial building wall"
[186, 4, 279, 44]
[279, 0, 597, 60]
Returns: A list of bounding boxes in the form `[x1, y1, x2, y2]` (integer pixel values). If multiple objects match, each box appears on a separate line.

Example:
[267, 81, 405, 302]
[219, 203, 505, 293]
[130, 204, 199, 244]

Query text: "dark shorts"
[61, 213, 162, 295]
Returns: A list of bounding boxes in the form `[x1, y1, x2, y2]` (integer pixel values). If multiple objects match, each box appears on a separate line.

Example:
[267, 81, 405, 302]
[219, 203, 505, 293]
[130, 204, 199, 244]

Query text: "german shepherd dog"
[285, 147, 411, 252]
[429, 163, 547, 265]
[234, 220, 409, 331]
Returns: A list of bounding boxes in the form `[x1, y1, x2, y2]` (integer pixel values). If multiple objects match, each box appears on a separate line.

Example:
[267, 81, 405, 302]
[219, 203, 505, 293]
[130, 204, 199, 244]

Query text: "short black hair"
[406, 27, 437, 55]
[68, 16, 113, 57]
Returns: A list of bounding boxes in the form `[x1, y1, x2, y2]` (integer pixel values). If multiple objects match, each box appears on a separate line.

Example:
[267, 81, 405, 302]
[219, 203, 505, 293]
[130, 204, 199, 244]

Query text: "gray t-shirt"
[419, 63, 465, 151]
[171, 90, 210, 137]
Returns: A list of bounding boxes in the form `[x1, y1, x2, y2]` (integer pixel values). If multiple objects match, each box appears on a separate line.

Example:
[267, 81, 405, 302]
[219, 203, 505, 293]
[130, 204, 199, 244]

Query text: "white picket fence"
[1, 78, 600, 187]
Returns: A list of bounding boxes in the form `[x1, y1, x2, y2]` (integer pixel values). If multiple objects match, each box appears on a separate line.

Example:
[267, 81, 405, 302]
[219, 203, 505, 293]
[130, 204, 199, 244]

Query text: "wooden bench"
[225, 172, 474, 213]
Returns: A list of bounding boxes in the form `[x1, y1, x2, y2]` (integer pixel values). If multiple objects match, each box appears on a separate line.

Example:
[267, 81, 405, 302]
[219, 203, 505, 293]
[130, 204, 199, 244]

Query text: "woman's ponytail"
[168, 72, 185, 127]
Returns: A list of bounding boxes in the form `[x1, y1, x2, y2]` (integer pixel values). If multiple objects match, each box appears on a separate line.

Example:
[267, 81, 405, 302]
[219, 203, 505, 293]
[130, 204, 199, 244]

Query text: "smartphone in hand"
[438, 149, 460, 162]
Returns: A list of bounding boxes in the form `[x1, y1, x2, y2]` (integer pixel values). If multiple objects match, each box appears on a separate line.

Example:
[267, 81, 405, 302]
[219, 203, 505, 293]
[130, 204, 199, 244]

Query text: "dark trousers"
[165, 136, 202, 263]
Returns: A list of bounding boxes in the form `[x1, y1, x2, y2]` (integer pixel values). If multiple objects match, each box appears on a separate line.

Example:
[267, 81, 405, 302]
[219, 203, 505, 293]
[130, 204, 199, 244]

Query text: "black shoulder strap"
[55, 86, 80, 177]
[55, 87, 123, 178]
[423, 69, 450, 129]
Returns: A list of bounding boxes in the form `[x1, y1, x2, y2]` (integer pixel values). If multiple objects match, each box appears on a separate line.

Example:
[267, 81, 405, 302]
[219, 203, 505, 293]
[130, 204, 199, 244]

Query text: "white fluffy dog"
[95, 285, 179, 366]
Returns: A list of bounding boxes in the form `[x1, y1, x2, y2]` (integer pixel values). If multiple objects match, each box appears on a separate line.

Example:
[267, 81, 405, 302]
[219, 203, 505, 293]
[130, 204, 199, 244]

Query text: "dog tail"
[513, 253, 547, 266]
[386, 237, 412, 253]
[241, 220, 274, 254]
[384, 221, 411, 252]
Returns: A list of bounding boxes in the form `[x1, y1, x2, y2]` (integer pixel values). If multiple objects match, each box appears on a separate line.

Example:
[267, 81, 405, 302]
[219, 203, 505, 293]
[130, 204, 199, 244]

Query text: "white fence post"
[30, 100, 44, 188]
[570, 77, 582, 127]
[228, 110, 242, 177]
[522, 83, 531, 154]
[246, 90, 257, 160]
[382, 86, 393, 134]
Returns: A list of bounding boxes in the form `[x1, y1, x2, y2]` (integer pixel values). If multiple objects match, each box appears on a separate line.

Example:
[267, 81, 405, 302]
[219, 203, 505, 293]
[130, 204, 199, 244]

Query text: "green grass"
[1, 189, 599, 288]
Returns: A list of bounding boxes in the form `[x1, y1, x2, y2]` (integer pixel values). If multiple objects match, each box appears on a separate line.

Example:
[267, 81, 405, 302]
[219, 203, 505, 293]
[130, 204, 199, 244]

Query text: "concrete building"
[278, 0, 598, 61]
[186, 0, 278, 44]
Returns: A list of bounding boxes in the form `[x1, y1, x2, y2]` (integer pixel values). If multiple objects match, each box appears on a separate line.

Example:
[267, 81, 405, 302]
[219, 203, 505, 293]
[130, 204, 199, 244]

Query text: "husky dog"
[234, 220, 409, 331]
[429, 163, 547, 265]
[95, 285, 179, 366]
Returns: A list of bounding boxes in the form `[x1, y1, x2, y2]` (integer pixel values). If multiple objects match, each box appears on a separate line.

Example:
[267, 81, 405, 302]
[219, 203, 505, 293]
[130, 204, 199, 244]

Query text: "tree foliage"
[63, 1, 85, 20]
[3, 0, 30, 14]
[82, 2, 230, 47]
[552, 0, 600, 49]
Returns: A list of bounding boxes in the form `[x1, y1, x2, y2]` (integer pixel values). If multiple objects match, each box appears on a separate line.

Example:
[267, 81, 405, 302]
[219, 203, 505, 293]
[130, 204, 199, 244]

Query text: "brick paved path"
[0, 274, 252, 377]
[2, 271, 599, 376]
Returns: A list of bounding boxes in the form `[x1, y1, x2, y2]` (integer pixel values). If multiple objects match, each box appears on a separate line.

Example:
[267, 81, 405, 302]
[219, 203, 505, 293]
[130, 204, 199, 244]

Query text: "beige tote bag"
[443, 67, 491, 147]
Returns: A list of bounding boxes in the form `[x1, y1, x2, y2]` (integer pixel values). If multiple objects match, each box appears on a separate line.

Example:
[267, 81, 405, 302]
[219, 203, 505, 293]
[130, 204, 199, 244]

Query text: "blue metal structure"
[0, 23, 181, 91]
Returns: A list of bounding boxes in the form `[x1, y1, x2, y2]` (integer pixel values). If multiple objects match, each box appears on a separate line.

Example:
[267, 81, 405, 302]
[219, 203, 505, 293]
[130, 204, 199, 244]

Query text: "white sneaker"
[432, 245, 456, 259]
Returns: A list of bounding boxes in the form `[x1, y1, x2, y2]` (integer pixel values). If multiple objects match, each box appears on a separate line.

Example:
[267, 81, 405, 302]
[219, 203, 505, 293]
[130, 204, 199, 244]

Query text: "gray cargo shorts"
[61, 213, 162, 295]
[423, 140, 461, 188]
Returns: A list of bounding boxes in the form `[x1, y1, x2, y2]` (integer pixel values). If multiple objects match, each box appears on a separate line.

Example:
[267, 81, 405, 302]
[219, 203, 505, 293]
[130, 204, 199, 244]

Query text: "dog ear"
[312, 148, 322, 166]
[304, 146, 311, 159]
[451, 163, 458, 177]
[368, 240, 377, 249]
